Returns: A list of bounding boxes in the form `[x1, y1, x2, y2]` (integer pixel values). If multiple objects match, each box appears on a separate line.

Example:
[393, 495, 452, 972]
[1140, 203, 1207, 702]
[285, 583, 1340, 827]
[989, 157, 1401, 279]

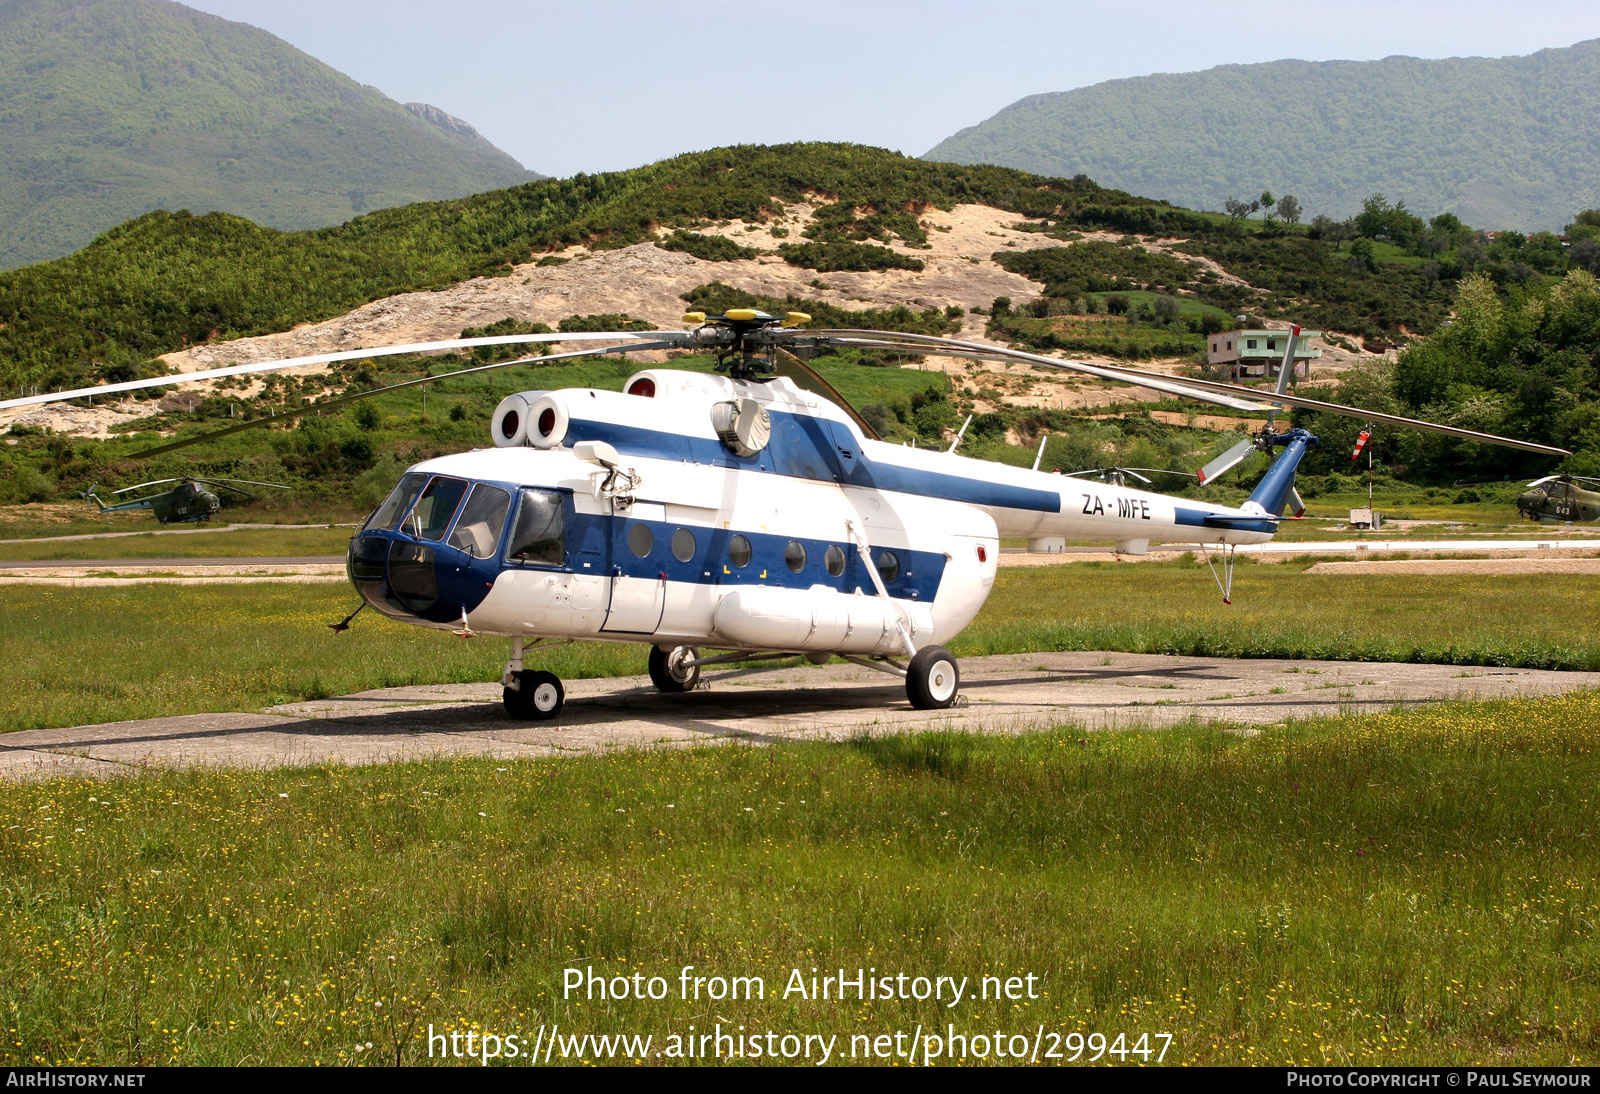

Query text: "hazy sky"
[184, 0, 1600, 178]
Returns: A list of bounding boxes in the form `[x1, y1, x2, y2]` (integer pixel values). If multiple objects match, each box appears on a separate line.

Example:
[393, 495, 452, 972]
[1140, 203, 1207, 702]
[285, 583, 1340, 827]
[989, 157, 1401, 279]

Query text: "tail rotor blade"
[1197, 438, 1256, 484]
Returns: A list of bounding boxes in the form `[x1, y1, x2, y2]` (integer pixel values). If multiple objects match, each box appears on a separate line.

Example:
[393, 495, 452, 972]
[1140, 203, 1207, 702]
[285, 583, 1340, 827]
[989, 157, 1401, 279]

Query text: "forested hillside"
[0, 0, 535, 269]
[4, 142, 1547, 398]
[926, 39, 1600, 232]
[0, 143, 1192, 393]
[1294, 268, 1600, 481]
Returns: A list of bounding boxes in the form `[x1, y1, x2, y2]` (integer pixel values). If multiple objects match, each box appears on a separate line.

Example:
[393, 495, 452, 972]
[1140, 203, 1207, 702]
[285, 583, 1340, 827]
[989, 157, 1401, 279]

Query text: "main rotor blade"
[131, 339, 679, 458]
[773, 347, 882, 441]
[1088, 365, 1573, 457]
[189, 477, 287, 497]
[110, 478, 183, 494]
[800, 330, 1571, 457]
[191, 478, 293, 490]
[1196, 438, 1257, 484]
[0, 331, 682, 412]
[1261, 324, 1301, 431]
[808, 333, 1276, 413]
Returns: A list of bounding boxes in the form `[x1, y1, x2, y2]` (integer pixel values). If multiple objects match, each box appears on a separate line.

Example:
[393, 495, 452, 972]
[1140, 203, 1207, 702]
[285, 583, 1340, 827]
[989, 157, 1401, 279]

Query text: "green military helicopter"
[81, 477, 289, 524]
[1516, 475, 1600, 522]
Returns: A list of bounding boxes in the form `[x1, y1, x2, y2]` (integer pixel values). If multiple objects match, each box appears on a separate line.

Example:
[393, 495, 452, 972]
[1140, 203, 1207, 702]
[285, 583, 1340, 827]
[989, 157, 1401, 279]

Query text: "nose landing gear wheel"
[906, 645, 959, 710]
[649, 645, 701, 693]
[504, 669, 564, 720]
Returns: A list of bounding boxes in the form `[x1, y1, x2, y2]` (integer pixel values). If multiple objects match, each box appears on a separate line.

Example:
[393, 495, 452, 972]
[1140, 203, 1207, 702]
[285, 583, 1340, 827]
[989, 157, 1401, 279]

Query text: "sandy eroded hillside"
[3, 203, 1375, 437]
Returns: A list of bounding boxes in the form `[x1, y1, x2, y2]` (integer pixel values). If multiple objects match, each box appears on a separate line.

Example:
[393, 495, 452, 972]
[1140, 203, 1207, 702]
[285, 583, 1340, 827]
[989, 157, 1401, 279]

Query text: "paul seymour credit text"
[427, 965, 1175, 1065]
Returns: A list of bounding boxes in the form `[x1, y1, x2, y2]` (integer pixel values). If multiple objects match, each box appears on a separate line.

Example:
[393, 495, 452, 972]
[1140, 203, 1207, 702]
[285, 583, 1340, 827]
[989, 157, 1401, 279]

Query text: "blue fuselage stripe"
[555, 511, 945, 601]
[351, 481, 949, 625]
[567, 412, 1062, 514]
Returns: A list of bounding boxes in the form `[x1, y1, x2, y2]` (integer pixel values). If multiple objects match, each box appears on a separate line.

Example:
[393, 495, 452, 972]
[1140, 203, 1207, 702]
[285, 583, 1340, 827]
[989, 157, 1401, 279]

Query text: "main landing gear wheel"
[649, 645, 701, 693]
[906, 645, 960, 710]
[504, 670, 564, 720]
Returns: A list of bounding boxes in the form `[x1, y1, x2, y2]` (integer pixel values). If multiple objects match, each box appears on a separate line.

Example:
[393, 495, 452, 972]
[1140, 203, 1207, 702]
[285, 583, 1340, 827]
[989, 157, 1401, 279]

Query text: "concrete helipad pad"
[4, 651, 1597, 780]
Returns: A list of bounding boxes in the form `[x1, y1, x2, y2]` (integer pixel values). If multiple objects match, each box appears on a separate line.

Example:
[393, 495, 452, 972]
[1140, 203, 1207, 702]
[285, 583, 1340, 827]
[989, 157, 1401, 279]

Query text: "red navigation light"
[977, 545, 988, 563]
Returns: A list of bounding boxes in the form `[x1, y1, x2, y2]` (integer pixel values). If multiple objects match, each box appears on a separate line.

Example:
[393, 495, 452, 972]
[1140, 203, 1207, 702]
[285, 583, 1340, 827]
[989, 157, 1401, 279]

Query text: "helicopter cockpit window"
[366, 472, 428, 531]
[409, 476, 470, 541]
[508, 489, 566, 567]
[446, 484, 512, 559]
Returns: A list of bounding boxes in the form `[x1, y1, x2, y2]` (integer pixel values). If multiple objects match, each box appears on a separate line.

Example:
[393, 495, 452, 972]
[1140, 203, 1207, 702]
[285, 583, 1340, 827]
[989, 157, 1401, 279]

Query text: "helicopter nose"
[348, 532, 496, 623]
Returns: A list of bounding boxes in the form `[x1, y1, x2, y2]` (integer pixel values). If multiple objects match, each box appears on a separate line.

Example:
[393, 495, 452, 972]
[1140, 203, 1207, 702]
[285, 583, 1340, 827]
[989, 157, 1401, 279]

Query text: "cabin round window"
[627, 522, 654, 558]
[876, 550, 900, 583]
[823, 544, 846, 577]
[671, 528, 696, 563]
[728, 534, 752, 568]
[784, 541, 807, 572]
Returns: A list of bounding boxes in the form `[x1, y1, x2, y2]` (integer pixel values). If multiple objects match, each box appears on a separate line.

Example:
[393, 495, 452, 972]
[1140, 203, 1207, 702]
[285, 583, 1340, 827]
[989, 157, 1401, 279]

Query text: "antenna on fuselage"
[1031, 434, 1050, 472]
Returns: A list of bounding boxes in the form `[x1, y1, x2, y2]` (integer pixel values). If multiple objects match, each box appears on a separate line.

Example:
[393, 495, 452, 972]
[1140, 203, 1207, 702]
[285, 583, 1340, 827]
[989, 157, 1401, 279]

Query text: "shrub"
[657, 231, 757, 262]
[777, 242, 923, 273]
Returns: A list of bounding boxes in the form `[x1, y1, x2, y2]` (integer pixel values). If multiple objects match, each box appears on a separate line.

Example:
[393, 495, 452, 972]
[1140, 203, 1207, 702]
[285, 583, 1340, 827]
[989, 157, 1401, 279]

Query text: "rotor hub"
[680, 309, 811, 380]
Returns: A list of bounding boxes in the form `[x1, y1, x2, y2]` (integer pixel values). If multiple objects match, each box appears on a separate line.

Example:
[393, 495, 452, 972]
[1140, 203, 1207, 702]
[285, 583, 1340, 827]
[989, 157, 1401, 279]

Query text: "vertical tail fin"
[1245, 429, 1318, 517]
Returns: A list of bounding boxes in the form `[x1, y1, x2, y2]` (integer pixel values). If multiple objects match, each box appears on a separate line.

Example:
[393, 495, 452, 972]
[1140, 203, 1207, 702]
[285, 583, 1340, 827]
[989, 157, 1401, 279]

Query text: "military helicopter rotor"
[108, 476, 289, 498]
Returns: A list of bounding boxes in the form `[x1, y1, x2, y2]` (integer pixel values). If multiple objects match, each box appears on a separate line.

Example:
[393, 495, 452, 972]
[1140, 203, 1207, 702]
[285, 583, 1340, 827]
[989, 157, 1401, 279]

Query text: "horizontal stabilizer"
[1202, 513, 1281, 527]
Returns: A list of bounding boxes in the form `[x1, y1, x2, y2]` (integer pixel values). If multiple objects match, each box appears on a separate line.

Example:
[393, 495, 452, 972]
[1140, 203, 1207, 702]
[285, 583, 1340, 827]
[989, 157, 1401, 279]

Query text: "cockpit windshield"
[366, 472, 428, 531]
[364, 474, 547, 564]
[447, 484, 513, 558]
[409, 476, 469, 541]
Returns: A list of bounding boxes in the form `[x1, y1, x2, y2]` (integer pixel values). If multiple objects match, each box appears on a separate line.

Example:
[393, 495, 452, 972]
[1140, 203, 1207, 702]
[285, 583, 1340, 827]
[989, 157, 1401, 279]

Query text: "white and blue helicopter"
[1, 312, 1567, 719]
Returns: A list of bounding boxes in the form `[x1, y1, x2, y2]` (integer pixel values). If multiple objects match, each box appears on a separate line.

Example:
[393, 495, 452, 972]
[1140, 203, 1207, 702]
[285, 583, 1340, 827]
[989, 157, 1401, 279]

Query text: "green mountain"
[0, 0, 537, 269]
[926, 40, 1600, 232]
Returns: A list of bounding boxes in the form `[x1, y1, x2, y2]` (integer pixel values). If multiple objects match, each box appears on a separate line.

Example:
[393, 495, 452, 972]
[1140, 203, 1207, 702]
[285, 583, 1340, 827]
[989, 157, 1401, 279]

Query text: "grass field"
[0, 526, 354, 561]
[2, 695, 1596, 1065]
[2, 561, 1596, 734]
